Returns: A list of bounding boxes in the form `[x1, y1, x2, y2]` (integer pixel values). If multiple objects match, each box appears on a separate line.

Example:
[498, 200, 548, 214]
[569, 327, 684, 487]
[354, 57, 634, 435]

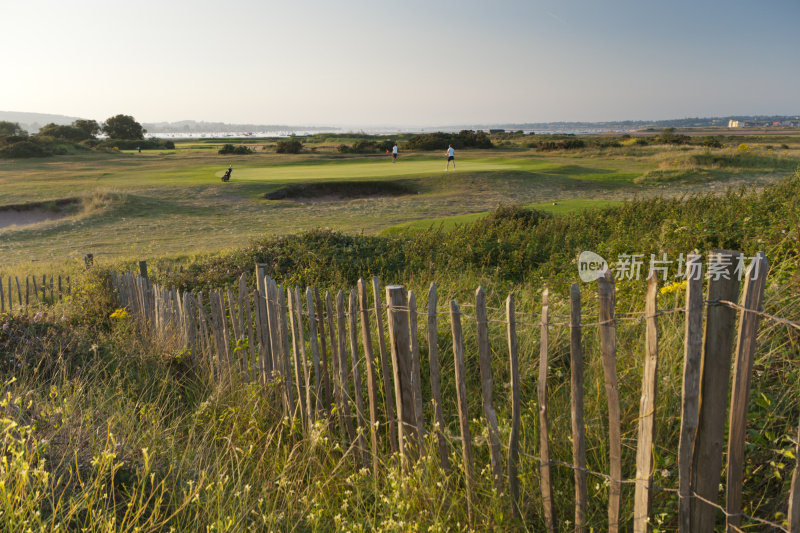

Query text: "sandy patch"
[0, 208, 68, 229]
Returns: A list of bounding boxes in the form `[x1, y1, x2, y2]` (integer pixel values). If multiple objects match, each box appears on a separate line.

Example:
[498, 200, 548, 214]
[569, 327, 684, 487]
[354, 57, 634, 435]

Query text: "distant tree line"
[0, 114, 173, 159]
[405, 130, 493, 150]
[337, 139, 394, 154]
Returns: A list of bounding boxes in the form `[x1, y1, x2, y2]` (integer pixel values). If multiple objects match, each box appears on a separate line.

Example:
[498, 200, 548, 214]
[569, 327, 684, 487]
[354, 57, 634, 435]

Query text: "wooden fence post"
[268, 280, 293, 413]
[633, 271, 660, 532]
[386, 285, 416, 465]
[678, 252, 704, 533]
[598, 271, 621, 533]
[336, 291, 356, 444]
[408, 290, 426, 449]
[570, 283, 588, 532]
[373, 277, 399, 455]
[277, 286, 295, 416]
[726, 252, 769, 532]
[358, 279, 380, 473]
[138, 260, 148, 280]
[691, 250, 742, 532]
[427, 282, 450, 471]
[476, 286, 504, 493]
[507, 293, 522, 520]
[326, 291, 347, 441]
[325, 291, 346, 442]
[450, 299, 474, 527]
[538, 289, 556, 531]
[287, 288, 308, 427]
[307, 287, 322, 417]
[315, 288, 332, 413]
[348, 289, 369, 466]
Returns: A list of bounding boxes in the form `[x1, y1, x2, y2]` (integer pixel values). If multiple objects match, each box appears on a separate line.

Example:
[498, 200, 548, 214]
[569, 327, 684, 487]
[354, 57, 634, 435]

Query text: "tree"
[102, 114, 145, 140]
[38, 123, 90, 141]
[0, 121, 27, 137]
[276, 138, 303, 154]
[72, 119, 101, 138]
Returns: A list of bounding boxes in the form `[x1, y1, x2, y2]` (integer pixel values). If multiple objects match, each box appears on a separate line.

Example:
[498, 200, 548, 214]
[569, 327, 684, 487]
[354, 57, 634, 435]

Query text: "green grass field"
[1, 138, 798, 273]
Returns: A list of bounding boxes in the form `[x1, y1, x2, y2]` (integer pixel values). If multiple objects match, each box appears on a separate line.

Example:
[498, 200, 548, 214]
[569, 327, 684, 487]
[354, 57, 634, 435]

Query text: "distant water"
[147, 127, 628, 139]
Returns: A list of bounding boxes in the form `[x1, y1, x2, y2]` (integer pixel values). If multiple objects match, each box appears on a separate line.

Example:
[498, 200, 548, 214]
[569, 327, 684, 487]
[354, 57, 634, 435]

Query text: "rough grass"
[1, 183, 798, 531]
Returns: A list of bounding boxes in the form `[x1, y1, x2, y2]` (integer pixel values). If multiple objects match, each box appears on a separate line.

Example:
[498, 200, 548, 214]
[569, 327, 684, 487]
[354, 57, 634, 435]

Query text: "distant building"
[728, 120, 741, 128]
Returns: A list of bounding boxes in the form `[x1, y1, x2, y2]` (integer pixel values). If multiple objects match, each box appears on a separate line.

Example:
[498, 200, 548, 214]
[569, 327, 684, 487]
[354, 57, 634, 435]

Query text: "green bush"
[218, 144, 252, 155]
[700, 135, 722, 148]
[38, 123, 92, 141]
[276, 138, 303, 154]
[405, 130, 492, 150]
[530, 138, 586, 151]
[658, 128, 691, 145]
[0, 140, 52, 158]
[98, 139, 174, 150]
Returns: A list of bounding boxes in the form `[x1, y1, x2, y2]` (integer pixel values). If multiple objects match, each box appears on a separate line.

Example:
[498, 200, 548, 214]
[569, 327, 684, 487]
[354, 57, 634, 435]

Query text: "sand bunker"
[264, 180, 416, 202]
[0, 199, 77, 229]
[0, 208, 68, 229]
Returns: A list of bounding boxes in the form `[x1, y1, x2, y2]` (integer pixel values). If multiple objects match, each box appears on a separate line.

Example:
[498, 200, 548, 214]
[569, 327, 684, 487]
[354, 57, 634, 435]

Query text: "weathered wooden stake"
[336, 291, 356, 444]
[538, 289, 556, 531]
[348, 289, 369, 465]
[570, 284, 588, 532]
[326, 291, 347, 441]
[726, 252, 769, 532]
[507, 293, 522, 520]
[678, 252, 704, 533]
[427, 282, 449, 471]
[476, 286, 503, 492]
[358, 279, 380, 473]
[307, 287, 322, 417]
[373, 277, 399, 454]
[408, 290, 426, 449]
[691, 250, 742, 532]
[633, 271, 660, 532]
[314, 288, 332, 412]
[386, 285, 416, 465]
[450, 299, 474, 527]
[287, 288, 307, 427]
[598, 271, 621, 533]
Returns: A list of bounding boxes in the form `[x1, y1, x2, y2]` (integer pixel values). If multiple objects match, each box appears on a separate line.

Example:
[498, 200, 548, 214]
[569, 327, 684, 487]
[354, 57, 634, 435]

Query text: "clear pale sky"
[2, 0, 798, 126]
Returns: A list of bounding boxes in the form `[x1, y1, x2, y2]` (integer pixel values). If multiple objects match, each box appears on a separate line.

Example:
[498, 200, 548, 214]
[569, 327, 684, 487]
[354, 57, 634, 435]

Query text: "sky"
[2, 0, 799, 127]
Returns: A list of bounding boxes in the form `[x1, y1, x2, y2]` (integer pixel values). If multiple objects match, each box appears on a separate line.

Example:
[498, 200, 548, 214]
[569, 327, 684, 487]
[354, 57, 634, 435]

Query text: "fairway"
[222, 159, 509, 182]
[1, 140, 797, 272]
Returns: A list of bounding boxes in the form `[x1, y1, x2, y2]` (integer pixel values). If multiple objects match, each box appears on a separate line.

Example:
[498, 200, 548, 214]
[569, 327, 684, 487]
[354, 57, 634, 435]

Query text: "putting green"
[216, 159, 514, 182]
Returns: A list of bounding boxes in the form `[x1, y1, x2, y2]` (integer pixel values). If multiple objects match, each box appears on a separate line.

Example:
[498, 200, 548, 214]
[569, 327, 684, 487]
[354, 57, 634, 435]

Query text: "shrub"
[98, 139, 174, 150]
[218, 144, 252, 155]
[0, 140, 52, 158]
[658, 128, 691, 145]
[276, 138, 303, 154]
[531, 138, 586, 151]
[700, 135, 722, 148]
[405, 130, 492, 150]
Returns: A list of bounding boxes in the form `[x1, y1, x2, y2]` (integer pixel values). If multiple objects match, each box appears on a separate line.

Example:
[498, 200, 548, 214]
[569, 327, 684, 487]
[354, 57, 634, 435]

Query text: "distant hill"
[0, 111, 87, 133]
[476, 115, 800, 132]
[142, 120, 312, 134]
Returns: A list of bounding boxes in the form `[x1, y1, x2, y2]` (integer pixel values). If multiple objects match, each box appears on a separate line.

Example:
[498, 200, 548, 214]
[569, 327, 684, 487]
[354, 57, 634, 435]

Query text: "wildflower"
[110, 308, 130, 319]
[659, 280, 687, 296]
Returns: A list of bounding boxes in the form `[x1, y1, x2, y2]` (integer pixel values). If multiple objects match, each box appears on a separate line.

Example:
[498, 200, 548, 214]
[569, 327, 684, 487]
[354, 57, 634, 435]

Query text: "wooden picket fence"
[0, 273, 71, 313]
[110, 251, 800, 532]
